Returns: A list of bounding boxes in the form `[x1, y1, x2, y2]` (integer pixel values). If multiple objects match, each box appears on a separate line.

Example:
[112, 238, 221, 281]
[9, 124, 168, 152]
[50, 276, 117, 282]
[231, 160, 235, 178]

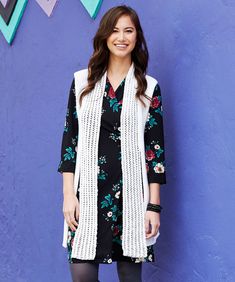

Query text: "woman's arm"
[62, 172, 79, 231]
[62, 172, 75, 196]
[149, 183, 160, 204]
[57, 79, 78, 175]
[57, 78, 79, 231]
[144, 83, 166, 186]
[144, 82, 166, 238]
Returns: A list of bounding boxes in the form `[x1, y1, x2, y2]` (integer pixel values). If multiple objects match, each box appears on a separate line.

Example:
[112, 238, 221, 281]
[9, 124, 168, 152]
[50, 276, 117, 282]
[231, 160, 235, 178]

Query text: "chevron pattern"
[0, 0, 17, 24]
[0, 0, 27, 44]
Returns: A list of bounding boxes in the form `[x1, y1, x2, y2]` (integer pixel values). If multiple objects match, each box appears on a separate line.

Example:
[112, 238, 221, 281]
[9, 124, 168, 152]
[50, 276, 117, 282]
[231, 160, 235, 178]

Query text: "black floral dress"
[57, 76, 166, 264]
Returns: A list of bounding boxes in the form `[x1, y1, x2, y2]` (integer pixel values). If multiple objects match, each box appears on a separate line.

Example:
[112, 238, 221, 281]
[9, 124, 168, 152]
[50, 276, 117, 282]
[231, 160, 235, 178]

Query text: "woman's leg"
[116, 261, 142, 282]
[69, 262, 100, 282]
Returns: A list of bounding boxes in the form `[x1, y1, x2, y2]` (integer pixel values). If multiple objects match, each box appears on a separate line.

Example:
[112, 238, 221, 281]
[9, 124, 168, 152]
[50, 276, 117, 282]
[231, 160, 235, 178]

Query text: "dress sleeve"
[144, 83, 167, 184]
[57, 78, 78, 174]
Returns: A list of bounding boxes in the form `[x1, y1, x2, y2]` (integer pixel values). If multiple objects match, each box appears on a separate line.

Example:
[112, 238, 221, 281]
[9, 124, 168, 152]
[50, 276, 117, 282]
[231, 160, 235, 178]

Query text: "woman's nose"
[118, 31, 125, 41]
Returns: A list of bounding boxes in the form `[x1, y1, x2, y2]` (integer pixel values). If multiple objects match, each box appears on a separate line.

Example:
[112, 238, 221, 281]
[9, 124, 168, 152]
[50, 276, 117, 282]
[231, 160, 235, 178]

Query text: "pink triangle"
[0, 0, 9, 8]
[36, 0, 58, 17]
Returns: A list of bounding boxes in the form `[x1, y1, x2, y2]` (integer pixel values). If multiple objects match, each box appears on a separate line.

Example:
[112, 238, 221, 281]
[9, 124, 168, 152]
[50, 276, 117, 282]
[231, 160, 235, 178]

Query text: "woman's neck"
[107, 55, 132, 78]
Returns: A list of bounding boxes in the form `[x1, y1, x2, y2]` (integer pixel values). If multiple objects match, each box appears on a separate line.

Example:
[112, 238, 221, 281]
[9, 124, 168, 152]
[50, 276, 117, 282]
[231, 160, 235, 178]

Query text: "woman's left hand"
[145, 210, 160, 239]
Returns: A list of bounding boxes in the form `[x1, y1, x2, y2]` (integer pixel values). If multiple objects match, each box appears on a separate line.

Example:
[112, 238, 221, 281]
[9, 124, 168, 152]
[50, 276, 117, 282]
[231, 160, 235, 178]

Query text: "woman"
[58, 5, 166, 282]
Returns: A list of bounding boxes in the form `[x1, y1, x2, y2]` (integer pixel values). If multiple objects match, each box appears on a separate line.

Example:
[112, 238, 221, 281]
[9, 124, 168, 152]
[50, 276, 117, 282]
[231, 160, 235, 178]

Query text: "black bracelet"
[147, 203, 163, 213]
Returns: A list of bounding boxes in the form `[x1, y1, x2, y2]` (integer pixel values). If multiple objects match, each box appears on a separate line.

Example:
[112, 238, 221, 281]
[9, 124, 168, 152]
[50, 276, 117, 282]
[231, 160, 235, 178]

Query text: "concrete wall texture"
[0, 0, 234, 281]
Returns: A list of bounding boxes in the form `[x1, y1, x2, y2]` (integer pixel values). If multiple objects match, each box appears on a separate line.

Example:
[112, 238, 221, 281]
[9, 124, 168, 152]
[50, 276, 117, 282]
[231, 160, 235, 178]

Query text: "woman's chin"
[110, 51, 132, 60]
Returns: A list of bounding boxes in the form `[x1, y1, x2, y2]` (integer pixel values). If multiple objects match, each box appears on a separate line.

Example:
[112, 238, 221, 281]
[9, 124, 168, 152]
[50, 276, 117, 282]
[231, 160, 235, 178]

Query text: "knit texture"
[71, 70, 106, 259]
[120, 65, 147, 258]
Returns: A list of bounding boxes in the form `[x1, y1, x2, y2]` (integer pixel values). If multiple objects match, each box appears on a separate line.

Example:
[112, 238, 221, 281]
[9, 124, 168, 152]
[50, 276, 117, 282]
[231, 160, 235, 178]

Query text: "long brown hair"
[79, 5, 150, 107]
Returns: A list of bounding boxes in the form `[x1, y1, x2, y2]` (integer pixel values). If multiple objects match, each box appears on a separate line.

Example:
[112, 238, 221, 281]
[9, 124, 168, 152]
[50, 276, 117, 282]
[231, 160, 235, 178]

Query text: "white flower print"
[148, 254, 153, 261]
[154, 163, 165, 173]
[109, 133, 119, 142]
[98, 155, 107, 165]
[107, 258, 112, 263]
[107, 211, 113, 217]
[146, 113, 150, 122]
[67, 231, 72, 242]
[154, 144, 160, 150]
[115, 191, 120, 199]
[135, 257, 145, 263]
[75, 146, 78, 152]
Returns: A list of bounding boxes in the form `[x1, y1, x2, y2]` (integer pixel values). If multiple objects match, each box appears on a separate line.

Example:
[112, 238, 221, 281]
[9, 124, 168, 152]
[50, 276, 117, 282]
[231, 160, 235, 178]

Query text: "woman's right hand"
[63, 193, 80, 232]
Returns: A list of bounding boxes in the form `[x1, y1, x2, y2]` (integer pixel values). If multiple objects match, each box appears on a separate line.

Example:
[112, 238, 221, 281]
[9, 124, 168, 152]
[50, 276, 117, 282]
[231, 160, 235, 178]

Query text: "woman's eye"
[113, 29, 118, 33]
[126, 30, 133, 33]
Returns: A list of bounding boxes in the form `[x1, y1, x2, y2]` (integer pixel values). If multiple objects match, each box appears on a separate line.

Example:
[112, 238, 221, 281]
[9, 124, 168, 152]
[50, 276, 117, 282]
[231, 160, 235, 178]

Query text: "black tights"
[69, 261, 142, 282]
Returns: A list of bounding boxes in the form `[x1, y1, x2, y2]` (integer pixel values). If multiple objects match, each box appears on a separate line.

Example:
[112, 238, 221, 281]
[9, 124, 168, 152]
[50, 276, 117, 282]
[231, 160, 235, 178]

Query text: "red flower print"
[146, 149, 155, 161]
[71, 238, 74, 248]
[146, 163, 149, 172]
[118, 99, 123, 105]
[151, 96, 160, 109]
[113, 226, 119, 236]
[108, 87, 116, 99]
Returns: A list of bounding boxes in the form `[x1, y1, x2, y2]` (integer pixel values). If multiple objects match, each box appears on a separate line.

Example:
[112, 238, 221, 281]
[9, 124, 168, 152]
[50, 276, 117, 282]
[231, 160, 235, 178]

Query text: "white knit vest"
[62, 63, 160, 260]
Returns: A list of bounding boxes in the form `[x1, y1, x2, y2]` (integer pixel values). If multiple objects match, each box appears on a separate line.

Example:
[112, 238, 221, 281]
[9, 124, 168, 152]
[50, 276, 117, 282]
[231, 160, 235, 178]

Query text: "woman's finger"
[145, 217, 150, 235]
[146, 223, 158, 239]
[65, 214, 73, 230]
[64, 211, 77, 231]
[71, 217, 78, 228]
[75, 202, 80, 221]
[69, 211, 78, 228]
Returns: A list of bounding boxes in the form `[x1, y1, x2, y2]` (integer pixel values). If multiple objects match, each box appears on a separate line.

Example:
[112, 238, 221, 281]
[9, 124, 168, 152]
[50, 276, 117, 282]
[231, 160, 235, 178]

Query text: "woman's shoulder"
[73, 68, 89, 95]
[74, 68, 88, 80]
[145, 73, 158, 86]
[145, 73, 159, 98]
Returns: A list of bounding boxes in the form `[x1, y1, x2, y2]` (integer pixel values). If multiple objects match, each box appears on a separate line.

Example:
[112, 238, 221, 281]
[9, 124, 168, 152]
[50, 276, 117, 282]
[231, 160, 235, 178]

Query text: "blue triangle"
[80, 0, 103, 19]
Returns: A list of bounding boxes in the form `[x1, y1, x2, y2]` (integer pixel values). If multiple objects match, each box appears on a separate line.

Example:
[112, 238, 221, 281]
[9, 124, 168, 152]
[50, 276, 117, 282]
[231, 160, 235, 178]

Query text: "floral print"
[58, 76, 166, 264]
[144, 83, 166, 184]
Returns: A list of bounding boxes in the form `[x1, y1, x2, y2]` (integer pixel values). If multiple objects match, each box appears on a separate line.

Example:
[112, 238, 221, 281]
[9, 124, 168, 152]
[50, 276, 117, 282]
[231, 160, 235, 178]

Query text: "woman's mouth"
[114, 44, 128, 49]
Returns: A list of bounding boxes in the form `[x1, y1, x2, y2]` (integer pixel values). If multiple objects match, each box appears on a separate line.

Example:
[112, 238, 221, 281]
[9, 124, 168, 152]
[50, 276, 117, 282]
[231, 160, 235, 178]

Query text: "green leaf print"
[155, 107, 163, 116]
[156, 147, 164, 158]
[110, 98, 118, 107]
[149, 115, 157, 127]
[98, 170, 108, 180]
[145, 145, 150, 151]
[105, 194, 113, 205]
[73, 106, 78, 119]
[101, 200, 109, 208]
[111, 205, 117, 213]
[63, 147, 75, 161]
[112, 102, 120, 112]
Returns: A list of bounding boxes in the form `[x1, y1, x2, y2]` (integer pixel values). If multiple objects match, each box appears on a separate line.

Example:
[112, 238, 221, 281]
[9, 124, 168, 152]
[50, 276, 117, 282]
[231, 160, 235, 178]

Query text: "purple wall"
[0, 0, 234, 281]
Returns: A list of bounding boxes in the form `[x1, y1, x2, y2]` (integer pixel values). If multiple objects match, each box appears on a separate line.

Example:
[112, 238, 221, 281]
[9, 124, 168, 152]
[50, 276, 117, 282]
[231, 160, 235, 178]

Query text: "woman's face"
[107, 15, 137, 60]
